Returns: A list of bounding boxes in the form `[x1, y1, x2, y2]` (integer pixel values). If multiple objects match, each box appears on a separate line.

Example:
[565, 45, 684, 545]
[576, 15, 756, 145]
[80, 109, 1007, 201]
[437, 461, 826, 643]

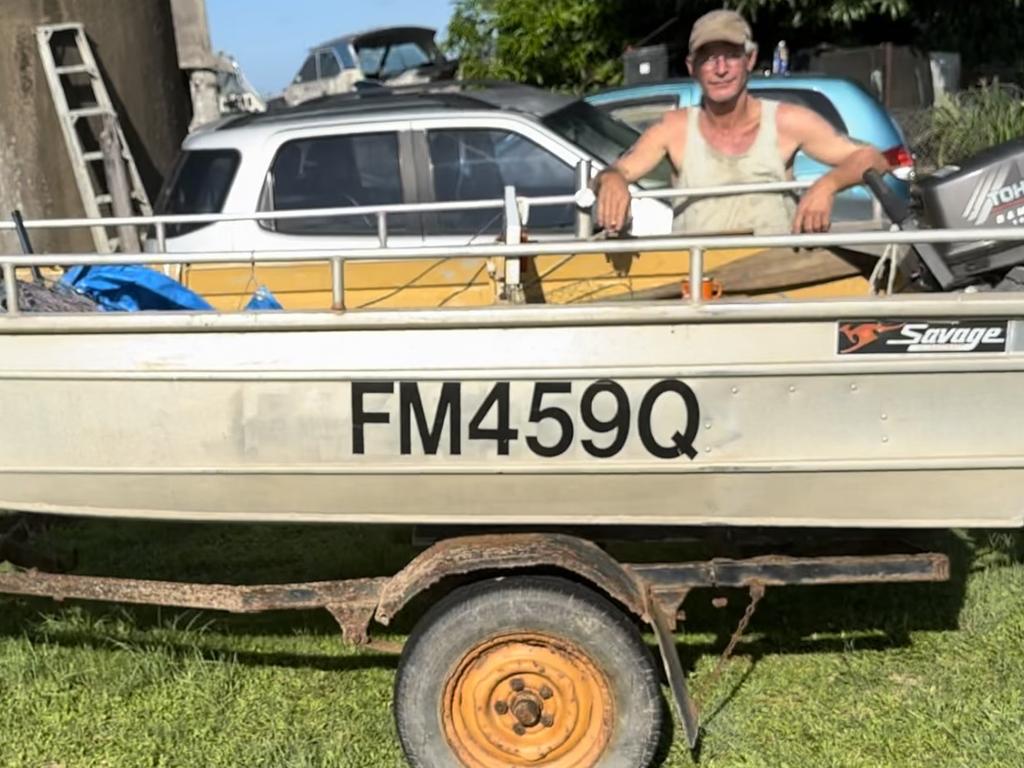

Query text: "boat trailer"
[0, 529, 949, 749]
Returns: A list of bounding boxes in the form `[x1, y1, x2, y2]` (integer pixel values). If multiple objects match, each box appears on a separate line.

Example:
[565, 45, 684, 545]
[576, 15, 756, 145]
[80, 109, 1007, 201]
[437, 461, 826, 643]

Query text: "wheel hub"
[511, 693, 543, 728]
[442, 631, 614, 767]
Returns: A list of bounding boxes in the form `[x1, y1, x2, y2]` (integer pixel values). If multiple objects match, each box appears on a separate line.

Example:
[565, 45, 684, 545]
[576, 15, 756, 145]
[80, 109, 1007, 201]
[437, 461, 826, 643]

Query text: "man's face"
[687, 41, 755, 104]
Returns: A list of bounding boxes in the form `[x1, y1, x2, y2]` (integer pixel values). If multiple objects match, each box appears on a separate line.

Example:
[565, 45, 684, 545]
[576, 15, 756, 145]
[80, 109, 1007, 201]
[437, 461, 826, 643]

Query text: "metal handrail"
[0, 199, 531, 231]
[0, 167, 995, 315]
[4, 226, 1024, 310]
[634, 179, 813, 200]
[0, 179, 820, 234]
[4, 228, 1022, 266]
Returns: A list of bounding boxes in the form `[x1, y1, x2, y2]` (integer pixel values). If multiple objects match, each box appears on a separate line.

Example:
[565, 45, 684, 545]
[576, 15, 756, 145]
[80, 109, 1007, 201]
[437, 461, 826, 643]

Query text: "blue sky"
[206, 0, 456, 95]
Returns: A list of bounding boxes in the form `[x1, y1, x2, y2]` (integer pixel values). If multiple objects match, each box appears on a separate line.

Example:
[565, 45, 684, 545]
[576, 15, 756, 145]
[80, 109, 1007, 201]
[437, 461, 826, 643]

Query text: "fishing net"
[0, 277, 98, 312]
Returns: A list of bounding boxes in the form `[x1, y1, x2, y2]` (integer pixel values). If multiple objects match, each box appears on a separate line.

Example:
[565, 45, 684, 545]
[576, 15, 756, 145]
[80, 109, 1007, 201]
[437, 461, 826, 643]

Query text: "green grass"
[1, 519, 1022, 767]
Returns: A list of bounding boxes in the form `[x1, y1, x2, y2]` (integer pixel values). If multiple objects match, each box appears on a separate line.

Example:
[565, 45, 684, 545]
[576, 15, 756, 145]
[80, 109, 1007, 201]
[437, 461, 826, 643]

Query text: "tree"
[446, 0, 692, 92]
[445, 0, 1024, 92]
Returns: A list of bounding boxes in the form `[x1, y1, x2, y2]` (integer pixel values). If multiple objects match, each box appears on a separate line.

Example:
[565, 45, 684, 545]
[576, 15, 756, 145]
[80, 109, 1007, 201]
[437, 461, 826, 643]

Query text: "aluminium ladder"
[35, 23, 153, 253]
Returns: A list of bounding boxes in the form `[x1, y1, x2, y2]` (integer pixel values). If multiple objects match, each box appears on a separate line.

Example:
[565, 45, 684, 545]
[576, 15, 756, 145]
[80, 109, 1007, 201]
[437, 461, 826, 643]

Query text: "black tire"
[394, 575, 663, 768]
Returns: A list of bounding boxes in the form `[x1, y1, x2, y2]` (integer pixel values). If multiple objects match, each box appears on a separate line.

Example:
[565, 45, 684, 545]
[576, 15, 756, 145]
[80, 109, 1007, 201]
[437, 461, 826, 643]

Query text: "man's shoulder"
[773, 100, 825, 128]
[662, 106, 689, 122]
[655, 106, 689, 132]
[771, 100, 837, 142]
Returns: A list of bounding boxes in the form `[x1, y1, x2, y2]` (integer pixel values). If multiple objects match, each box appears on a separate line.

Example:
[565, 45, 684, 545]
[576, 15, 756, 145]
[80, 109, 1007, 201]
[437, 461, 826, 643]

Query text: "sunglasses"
[692, 50, 747, 69]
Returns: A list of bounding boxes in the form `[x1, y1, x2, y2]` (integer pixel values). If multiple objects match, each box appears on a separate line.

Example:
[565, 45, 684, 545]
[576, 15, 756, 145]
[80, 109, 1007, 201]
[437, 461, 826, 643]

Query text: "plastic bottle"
[772, 40, 789, 76]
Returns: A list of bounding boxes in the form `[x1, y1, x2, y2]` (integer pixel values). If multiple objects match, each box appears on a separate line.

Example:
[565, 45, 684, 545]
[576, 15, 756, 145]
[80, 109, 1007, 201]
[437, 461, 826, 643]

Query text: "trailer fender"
[374, 532, 646, 625]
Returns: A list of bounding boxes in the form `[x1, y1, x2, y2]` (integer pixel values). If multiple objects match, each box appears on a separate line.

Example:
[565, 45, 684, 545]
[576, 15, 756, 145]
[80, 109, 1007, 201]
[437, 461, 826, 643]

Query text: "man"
[596, 9, 890, 236]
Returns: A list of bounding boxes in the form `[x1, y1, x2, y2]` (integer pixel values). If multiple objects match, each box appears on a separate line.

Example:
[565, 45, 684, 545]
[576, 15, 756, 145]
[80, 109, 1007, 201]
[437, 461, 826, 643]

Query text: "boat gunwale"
[2, 292, 1024, 335]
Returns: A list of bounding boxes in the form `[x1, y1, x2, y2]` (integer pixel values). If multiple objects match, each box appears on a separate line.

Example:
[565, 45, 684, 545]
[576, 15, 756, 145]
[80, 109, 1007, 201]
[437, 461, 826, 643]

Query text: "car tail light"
[883, 145, 914, 180]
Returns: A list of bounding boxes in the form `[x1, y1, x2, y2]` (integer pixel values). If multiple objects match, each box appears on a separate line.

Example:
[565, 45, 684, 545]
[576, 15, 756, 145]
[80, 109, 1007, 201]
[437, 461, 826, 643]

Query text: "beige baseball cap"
[688, 9, 753, 54]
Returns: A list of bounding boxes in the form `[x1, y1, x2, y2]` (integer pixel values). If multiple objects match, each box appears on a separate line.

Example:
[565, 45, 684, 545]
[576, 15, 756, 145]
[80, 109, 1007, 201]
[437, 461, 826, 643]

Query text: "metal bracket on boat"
[644, 584, 702, 749]
[629, 552, 949, 750]
[501, 185, 526, 305]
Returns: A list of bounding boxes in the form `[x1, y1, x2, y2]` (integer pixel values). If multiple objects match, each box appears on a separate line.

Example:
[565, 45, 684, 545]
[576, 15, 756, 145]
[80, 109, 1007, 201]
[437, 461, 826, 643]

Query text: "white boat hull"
[2, 297, 1023, 528]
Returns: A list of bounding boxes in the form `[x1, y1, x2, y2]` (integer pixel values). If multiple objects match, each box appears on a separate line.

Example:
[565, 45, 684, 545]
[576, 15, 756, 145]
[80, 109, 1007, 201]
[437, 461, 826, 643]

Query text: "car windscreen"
[357, 42, 432, 79]
[155, 149, 240, 237]
[541, 102, 673, 189]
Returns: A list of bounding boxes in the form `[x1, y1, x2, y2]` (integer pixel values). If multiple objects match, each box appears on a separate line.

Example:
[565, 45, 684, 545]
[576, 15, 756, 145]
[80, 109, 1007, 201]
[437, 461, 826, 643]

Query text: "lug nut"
[541, 713, 555, 728]
[494, 700, 508, 715]
[510, 678, 525, 692]
[513, 724, 526, 736]
[538, 685, 553, 700]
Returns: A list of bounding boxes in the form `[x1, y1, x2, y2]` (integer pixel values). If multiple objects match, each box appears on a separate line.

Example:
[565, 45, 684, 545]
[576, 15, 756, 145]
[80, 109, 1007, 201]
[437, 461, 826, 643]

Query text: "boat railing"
[4, 223, 1024, 316]
[0, 165, 1019, 314]
[0, 166, 816, 244]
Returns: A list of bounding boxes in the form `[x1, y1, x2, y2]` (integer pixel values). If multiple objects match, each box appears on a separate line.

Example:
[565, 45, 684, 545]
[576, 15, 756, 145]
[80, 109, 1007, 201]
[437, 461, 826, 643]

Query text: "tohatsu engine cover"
[916, 137, 1024, 285]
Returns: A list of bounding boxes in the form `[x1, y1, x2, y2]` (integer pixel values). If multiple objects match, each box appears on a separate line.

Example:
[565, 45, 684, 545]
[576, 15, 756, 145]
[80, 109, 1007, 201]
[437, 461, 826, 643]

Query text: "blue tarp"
[61, 265, 213, 311]
[61, 265, 282, 312]
[244, 285, 283, 310]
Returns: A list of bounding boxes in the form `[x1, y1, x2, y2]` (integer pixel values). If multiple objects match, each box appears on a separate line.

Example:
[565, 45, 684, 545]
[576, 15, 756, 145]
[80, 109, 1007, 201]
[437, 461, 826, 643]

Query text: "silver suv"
[154, 84, 675, 254]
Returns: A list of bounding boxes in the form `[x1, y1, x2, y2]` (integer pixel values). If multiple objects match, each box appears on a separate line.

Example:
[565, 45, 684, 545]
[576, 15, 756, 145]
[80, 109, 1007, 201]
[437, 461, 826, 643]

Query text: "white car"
[153, 84, 676, 253]
[282, 26, 458, 107]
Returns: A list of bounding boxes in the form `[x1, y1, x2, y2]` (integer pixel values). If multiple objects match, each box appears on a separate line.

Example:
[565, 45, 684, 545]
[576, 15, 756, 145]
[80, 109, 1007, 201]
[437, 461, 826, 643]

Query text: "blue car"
[585, 75, 913, 223]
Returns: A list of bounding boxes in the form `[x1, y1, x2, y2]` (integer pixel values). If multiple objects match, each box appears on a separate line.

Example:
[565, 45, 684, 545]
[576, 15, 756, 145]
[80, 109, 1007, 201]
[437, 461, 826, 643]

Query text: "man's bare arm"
[779, 104, 890, 232]
[595, 112, 679, 232]
[606, 115, 677, 181]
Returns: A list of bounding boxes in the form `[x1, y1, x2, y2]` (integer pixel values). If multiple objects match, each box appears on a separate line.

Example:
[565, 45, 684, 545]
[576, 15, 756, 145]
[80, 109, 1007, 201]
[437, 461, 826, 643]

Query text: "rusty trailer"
[0, 530, 949, 763]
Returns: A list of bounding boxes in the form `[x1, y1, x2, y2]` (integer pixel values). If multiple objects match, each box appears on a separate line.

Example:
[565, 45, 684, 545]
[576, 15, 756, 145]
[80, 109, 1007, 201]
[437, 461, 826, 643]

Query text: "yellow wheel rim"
[442, 631, 614, 767]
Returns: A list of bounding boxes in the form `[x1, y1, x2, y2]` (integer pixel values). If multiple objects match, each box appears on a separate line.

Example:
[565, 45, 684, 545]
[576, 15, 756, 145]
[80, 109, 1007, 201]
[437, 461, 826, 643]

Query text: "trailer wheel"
[394, 575, 663, 768]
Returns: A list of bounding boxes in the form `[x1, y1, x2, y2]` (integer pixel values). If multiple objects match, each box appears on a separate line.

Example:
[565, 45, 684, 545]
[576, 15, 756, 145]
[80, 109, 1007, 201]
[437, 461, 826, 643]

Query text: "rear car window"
[317, 50, 341, 78]
[599, 96, 678, 132]
[295, 55, 317, 84]
[263, 132, 416, 236]
[753, 88, 847, 133]
[542, 102, 673, 189]
[155, 149, 240, 237]
[427, 128, 575, 236]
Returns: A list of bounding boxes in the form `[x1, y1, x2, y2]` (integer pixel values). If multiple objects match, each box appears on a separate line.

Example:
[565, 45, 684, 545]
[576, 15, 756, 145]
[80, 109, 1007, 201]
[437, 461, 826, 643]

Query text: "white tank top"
[675, 99, 797, 235]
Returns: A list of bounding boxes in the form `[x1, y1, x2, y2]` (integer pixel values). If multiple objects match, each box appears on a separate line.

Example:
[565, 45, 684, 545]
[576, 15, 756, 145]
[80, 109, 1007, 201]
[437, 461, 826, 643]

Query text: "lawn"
[1, 518, 1022, 768]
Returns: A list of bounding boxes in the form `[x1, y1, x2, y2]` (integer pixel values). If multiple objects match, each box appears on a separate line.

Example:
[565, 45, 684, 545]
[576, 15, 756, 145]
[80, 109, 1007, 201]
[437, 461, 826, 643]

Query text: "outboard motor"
[865, 137, 1024, 291]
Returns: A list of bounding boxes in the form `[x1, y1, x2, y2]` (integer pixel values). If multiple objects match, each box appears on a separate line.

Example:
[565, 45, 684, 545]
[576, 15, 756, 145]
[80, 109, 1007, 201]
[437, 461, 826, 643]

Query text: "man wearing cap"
[595, 9, 890, 236]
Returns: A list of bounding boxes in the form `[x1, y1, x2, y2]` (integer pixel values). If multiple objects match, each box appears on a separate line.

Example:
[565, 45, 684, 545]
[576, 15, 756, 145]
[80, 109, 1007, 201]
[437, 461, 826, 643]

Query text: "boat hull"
[1, 298, 1022, 528]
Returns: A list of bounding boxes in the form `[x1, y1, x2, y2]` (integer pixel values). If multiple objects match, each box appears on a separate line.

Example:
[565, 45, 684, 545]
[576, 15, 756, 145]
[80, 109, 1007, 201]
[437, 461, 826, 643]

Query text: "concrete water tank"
[0, 0, 192, 253]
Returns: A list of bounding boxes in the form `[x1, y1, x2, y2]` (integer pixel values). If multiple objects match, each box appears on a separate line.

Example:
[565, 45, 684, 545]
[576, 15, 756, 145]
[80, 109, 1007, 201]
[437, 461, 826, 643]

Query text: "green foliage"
[447, 0, 630, 91]
[445, 0, 1024, 93]
[730, 0, 911, 26]
[924, 84, 1024, 167]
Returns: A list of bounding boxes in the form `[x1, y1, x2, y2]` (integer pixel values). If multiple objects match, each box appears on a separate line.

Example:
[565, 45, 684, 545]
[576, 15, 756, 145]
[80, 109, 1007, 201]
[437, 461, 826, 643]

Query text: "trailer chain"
[700, 582, 765, 702]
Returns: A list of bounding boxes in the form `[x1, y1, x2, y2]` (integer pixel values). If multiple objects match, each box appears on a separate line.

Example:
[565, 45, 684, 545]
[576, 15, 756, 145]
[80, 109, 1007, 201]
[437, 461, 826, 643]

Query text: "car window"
[358, 42, 431, 79]
[426, 129, 575, 236]
[317, 50, 341, 79]
[599, 97, 678, 132]
[294, 55, 317, 84]
[264, 133, 416, 236]
[155, 149, 240, 237]
[333, 44, 356, 69]
[542, 102, 673, 189]
[753, 88, 848, 133]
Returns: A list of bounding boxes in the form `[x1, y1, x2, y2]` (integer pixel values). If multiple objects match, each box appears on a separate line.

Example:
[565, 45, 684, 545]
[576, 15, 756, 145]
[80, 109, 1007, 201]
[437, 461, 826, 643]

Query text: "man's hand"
[595, 169, 632, 234]
[779, 104, 890, 234]
[792, 178, 836, 233]
[592, 113, 679, 234]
